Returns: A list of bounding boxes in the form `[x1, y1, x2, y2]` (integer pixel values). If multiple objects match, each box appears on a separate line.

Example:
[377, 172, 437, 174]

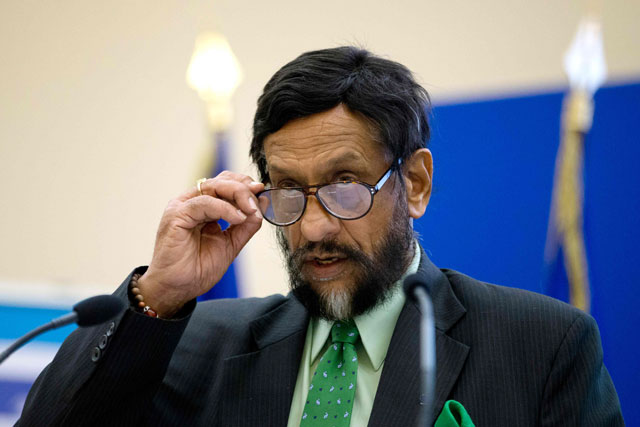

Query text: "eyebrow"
[268, 152, 368, 181]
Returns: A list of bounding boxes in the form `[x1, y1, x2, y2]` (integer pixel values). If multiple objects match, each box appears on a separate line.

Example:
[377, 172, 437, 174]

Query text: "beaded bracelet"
[130, 273, 158, 318]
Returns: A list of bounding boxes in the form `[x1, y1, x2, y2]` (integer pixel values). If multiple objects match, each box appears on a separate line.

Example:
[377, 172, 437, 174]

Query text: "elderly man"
[19, 47, 623, 426]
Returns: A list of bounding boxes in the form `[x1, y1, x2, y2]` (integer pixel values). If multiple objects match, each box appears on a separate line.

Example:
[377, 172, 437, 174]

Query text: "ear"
[403, 148, 433, 219]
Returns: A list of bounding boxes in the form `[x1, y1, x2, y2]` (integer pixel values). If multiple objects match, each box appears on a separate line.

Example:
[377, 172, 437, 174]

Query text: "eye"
[334, 171, 357, 182]
[278, 180, 299, 188]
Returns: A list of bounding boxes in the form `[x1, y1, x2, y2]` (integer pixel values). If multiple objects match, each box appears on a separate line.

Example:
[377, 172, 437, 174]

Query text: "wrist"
[132, 273, 185, 319]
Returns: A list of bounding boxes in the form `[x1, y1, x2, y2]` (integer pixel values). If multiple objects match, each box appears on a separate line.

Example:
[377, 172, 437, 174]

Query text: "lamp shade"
[186, 33, 243, 102]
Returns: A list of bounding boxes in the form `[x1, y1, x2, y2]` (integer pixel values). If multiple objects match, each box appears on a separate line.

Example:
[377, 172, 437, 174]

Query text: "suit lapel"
[217, 296, 309, 427]
[368, 252, 470, 426]
[433, 329, 470, 416]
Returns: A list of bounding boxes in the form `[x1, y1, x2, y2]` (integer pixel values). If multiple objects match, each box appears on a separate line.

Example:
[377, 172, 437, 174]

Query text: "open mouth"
[303, 255, 349, 280]
[314, 257, 342, 265]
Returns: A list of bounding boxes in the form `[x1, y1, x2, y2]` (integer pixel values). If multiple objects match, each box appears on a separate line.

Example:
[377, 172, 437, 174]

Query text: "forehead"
[263, 104, 389, 178]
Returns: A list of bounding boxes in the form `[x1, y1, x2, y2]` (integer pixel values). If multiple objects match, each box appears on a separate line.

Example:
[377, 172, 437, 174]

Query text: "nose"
[299, 196, 341, 242]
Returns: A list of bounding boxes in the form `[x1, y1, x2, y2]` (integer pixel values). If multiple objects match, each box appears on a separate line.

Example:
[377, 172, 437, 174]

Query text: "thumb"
[226, 215, 263, 256]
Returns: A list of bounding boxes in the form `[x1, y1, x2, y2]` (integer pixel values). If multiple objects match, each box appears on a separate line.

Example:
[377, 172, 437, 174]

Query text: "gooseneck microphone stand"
[404, 274, 436, 426]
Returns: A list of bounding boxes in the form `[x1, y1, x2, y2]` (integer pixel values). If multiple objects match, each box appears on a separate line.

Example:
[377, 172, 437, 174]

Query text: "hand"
[137, 172, 264, 317]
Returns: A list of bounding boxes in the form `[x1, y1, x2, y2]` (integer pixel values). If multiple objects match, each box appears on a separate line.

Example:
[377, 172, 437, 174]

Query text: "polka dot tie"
[300, 321, 359, 426]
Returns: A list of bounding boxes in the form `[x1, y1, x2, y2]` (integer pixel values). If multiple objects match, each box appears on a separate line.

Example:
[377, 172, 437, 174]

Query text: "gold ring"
[196, 178, 207, 196]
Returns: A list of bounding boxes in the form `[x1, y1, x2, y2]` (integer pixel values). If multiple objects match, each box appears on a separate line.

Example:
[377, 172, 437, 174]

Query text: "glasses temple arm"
[373, 158, 402, 192]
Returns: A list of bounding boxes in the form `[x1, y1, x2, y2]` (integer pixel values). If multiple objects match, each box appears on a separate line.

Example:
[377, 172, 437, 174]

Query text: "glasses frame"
[257, 159, 401, 226]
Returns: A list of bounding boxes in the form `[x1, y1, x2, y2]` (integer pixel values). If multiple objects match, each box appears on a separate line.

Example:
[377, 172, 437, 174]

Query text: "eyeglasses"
[257, 160, 401, 226]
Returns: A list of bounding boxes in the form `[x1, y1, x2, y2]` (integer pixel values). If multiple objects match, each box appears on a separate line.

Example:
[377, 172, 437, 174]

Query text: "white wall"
[1, 0, 639, 300]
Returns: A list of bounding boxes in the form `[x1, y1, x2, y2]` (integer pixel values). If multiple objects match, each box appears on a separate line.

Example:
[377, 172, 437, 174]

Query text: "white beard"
[317, 286, 352, 321]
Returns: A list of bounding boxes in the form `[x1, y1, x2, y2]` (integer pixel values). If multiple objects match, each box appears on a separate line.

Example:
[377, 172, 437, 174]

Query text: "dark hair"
[250, 46, 431, 183]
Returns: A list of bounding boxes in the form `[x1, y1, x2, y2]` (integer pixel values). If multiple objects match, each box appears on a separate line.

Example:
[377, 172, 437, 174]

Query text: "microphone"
[404, 274, 436, 427]
[0, 295, 125, 365]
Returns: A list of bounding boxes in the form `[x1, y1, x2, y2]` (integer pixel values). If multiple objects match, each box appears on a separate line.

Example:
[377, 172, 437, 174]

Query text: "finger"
[177, 195, 248, 229]
[220, 173, 265, 193]
[176, 178, 210, 202]
[217, 171, 254, 185]
[199, 178, 264, 216]
[208, 172, 265, 195]
[178, 171, 262, 201]
[214, 171, 265, 195]
[220, 171, 264, 194]
[248, 181, 265, 194]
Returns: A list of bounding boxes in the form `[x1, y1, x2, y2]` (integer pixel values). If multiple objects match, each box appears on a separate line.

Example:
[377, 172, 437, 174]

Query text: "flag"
[197, 132, 239, 301]
[543, 18, 607, 312]
[543, 91, 592, 312]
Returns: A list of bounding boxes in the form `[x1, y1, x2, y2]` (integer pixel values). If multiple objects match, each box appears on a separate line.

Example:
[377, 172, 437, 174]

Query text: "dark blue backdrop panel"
[415, 81, 639, 422]
[584, 82, 640, 425]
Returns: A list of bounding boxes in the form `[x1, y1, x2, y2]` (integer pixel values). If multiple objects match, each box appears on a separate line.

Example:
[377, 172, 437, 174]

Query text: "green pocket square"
[434, 400, 475, 427]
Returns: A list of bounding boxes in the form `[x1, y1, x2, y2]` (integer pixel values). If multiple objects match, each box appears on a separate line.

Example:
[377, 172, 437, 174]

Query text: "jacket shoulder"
[443, 269, 586, 322]
[440, 268, 597, 346]
[439, 269, 623, 425]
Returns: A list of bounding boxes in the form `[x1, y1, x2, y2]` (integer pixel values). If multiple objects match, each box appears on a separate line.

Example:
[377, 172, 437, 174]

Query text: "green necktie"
[300, 321, 359, 426]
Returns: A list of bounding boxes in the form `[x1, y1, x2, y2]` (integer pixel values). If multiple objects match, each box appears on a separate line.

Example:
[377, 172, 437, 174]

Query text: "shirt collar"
[309, 240, 421, 371]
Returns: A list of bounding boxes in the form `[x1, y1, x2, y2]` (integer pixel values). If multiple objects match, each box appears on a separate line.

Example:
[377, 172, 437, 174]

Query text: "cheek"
[368, 191, 397, 223]
[282, 225, 300, 250]
[342, 215, 386, 252]
[352, 193, 397, 241]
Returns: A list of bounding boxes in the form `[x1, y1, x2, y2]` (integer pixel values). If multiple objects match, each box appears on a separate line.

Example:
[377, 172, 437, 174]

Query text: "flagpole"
[544, 16, 607, 313]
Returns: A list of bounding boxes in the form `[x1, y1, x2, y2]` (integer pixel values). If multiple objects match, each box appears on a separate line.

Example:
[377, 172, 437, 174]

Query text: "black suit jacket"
[18, 253, 623, 426]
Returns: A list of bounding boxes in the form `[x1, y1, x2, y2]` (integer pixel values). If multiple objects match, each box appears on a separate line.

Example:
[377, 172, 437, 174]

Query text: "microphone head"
[73, 295, 125, 327]
[403, 273, 430, 302]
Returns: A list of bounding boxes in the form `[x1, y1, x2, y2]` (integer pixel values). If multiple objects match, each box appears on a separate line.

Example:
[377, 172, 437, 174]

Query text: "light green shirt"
[287, 242, 421, 426]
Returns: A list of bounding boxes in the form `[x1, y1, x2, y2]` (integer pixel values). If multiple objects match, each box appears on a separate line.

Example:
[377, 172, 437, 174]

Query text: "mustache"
[287, 240, 370, 270]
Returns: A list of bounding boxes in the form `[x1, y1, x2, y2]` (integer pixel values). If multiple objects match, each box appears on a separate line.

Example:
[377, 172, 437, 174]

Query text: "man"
[19, 47, 623, 426]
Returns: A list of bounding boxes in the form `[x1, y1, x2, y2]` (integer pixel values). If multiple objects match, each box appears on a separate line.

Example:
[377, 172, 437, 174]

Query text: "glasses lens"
[317, 182, 372, 219]
[258, 188, 305, 225]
